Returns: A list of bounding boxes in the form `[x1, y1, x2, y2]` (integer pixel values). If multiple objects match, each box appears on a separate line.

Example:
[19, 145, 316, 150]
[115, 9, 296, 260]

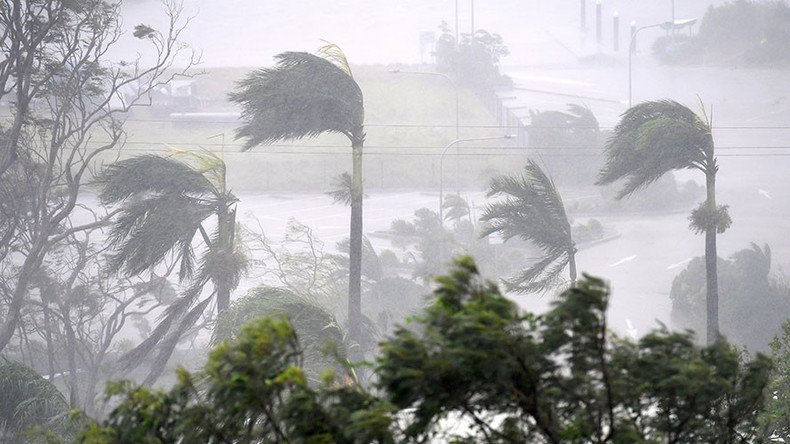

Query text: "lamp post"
[628, 21, 671, 108]
[439, 135, 514, 225]
[389, 69, 461, 191]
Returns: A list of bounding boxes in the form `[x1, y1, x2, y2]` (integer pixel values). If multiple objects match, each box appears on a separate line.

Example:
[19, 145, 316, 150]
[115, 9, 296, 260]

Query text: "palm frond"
[327, 172, 354, 206]
[597, 100, 712, 198]
[731, 242, 771, 279]
[229, 51, 364, 149]
[106, 193, 215, 277]
[213, 286, 347, 378]
[481, 160, 575, 293]
[481, 160, 573, 254]
[442, 194, 470, 221]
[334, 236, 383, 282]
[565, 103, 600, 131]
[115, 269, 213, 372]
[142, 296, 213, 385]
[317, 41, 354, 78]
[0, 361, 70, 437]
[170, 148, 227, 192]
[505, 252, 570, 294]
[94, 155, 216, 205]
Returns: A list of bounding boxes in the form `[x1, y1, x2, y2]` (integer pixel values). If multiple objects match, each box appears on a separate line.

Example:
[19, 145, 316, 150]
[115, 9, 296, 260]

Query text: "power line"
[115, 118, 790, 131]
[93, 146, 790, 158]
[83, 140, 790, 151]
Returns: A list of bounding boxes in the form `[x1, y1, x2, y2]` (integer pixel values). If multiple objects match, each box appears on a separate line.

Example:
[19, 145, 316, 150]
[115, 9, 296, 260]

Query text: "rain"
[2, 0, 790, 441]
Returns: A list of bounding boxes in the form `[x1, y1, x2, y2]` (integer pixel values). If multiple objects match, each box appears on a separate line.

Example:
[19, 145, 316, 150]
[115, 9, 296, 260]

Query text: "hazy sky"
[121, 0, 727, 67]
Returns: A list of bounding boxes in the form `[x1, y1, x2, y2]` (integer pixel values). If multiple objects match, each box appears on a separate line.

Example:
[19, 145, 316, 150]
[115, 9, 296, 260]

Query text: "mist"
[2, 0, 790, 441]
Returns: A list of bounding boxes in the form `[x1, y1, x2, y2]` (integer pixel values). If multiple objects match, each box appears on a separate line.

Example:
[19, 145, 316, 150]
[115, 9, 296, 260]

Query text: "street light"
[439, 135, 514, 225]
[628, 21, 671, 108]
[389, 69, 461, 191]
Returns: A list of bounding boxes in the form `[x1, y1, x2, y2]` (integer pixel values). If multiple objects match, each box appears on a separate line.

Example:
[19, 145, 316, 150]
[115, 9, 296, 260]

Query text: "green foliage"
[0, 360, 74, 442]
[654, 0, 790, 66]
[81, 317, 395, 443]
[689, 201, 732, 234]
[377, 258, 772, 442]
[434, 22, 511, 88]
[760, 320, 790, 441]
[671, 243, 790, 351]
[441, 193, 471, 223]
[85, 257, 774, 443]
[229, 51, 365, 149]
[591, 172, 703, 213]
[213, 286, 347, 380]
[597, 100, 712, 199]
[481, 160, 576, 293]
[96, 153, 248, 383]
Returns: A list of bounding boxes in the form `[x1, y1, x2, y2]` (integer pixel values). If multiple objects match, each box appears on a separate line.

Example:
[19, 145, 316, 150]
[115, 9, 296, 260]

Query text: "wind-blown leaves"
[96, 154, 246, 383]
[105, 193, 214, 276]
[327, 172, 354, 206]
[596, 100, 712, 198]
[213, 286, 346, 380]
[481, 160, 576, 293]
[95, 154, 216, 205]
[0, 360, 72, 439]
[442, 194, 470, 222]
[229, 51, 365, 149]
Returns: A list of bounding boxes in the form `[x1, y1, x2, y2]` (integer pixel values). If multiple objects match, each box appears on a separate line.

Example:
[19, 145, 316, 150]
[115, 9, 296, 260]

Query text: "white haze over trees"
[2, 0, 790, 442]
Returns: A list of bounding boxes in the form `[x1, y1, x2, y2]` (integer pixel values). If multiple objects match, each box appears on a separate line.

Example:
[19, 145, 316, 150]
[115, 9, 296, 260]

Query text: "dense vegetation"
[76, 258, 773, 443]
[653, 0, 790, 66]
[671, 242, 790, 352]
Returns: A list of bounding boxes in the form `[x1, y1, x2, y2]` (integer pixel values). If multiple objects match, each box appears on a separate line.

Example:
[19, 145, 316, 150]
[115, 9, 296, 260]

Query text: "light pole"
[439, 135, 514, 225]
[628, 21, 671, 108]
[389, 69, 461, 190]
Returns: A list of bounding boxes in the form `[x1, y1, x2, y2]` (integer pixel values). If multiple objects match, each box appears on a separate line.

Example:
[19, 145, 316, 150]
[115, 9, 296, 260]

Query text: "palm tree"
[0, 360, 72, 441]
[596, 100, 730, 345]
[213, 286, 348, 381]
[229, 45, 366, 342]
[95, 151, 248, 382]
[480, 160, 577, 293]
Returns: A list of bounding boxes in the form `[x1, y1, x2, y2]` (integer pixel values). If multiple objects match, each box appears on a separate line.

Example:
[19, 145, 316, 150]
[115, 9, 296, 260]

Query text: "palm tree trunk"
[705, 168, 719, 345]
[568, 249, 578, 287]
[215, 206, 235, 313]
[348, 139, 364, 345]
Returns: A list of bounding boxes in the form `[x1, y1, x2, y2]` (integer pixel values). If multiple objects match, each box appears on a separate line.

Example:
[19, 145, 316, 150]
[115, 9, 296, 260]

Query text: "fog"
[3, 0, 790, 438]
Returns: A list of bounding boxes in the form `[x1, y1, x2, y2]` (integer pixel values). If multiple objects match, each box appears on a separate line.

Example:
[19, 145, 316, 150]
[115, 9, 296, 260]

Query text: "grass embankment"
[111, 65, 523, 192]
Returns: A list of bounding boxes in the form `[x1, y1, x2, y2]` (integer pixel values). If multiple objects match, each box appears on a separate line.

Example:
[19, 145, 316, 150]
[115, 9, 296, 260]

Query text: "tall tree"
[0, 0, 197, 353]
[597, 100, 729, 345]
[480, 160, 577, 293]
[229, 45, 366, 343]
[95, 152, 248, 383]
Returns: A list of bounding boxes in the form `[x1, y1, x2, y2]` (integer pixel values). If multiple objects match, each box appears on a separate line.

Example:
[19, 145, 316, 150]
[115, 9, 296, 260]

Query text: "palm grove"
[0, 0, 788, 442]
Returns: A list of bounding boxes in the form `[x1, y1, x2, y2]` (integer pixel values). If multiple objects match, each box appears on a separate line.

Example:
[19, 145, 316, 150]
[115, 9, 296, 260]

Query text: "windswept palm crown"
[481, 160, 576, 293]
[96, 153, 245, 291]
[596, 100, 713, 198]
[229, 49, 365, 148]
[95, 152, 248, 382]
[229, 45, 367, 344]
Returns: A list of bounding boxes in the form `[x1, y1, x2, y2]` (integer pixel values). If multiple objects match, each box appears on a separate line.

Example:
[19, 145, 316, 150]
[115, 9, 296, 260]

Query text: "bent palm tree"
[229, 45, 366, 342]
[480, 160, 577, 293]
[95, 152, 248, 382]
[596, 100, 729, 345]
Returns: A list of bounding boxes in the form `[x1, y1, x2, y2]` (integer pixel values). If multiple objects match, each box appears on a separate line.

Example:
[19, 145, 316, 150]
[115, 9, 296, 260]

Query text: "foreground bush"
[80, 257, 772, 443]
